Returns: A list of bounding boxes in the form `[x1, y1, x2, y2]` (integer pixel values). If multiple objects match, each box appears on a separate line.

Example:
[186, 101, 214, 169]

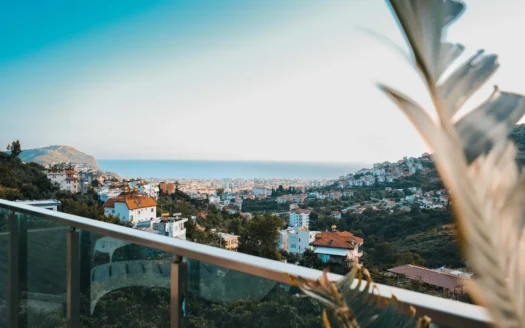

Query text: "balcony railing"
[0, 199, 491, 328]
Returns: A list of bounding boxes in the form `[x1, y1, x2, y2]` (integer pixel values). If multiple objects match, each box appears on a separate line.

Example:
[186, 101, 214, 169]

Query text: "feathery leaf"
[383, 0, 525, 327]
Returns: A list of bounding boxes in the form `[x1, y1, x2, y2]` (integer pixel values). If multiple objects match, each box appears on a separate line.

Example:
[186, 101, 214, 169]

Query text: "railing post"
[67, 227, 80, 328]
[171, 255, 187, 328]
[7, 211, 19, 328]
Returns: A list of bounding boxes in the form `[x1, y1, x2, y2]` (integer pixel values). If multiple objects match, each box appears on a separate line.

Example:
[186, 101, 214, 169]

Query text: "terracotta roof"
[310, 231, 363, 250]
[388, 265, 464, 290]
[103, 195, 158, 210]
[65, 170, 77, 175]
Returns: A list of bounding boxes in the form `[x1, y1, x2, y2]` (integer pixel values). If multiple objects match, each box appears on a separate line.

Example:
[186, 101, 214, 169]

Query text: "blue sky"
[1, 0, 525, 162]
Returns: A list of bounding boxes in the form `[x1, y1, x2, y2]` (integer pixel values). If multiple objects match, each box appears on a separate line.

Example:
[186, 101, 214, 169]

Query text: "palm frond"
[289, 264, 430, 328]
[380, 0, 525, 327]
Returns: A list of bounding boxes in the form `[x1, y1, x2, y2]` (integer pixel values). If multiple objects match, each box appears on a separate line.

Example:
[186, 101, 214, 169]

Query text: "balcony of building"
[0, 199, 491, 328]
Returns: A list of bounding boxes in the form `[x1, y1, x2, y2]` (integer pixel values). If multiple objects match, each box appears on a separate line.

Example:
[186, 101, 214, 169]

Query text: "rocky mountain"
[19, 145, 98, 168]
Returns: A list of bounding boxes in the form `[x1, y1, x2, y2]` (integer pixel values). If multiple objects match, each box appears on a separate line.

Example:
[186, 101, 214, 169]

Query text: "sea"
[98, 160, 367, 180]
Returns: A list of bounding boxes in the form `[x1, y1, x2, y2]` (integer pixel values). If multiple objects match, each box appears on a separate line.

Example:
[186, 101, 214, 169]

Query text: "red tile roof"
[103, 195, 158, 210]
[310, 231, 363, 250]
[65, 170, 77, 175]
[388, 265, 463, 290]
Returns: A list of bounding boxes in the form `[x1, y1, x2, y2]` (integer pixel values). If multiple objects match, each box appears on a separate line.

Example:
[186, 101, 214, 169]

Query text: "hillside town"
[0, 136, 477, 325]
[33, 152, 461, 282]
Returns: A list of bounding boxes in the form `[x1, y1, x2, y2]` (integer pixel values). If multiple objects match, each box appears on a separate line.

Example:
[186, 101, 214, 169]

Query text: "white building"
[278, 227, 319, 254]
[208, 195, 220, 203]
[310, 231, 364, 264]
[152, 215, 187, 240]
[103, 195, 158, 226]
[47, 169, 80, 193]
[97, 187, 122, 203]
[138, 183, 159, 200]
[253, 188, 271, 197]
[289, 209, 311, 228]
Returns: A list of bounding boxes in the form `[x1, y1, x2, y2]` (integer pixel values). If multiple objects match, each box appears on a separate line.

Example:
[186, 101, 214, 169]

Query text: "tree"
[395, 251, 425, 267]
[91, 179, 101, 188]
[227, 218, 243, 235]
[6, 140, 22, 158]
[216, 188, 225, 197]
[301, 249, 323, 270]
[238, 215, 284, 260]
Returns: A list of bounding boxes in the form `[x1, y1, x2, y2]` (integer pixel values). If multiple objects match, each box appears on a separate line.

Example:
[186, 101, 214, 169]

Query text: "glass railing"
[0, 199, 492, 328]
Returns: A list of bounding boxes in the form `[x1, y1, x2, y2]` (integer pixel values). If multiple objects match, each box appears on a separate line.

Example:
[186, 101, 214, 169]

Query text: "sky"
[1, 0, 525, 163]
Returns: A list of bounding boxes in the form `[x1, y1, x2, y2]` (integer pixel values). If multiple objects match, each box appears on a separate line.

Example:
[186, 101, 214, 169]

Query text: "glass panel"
[186, 259, 323, 328]
[79, 231, 173, 327]
[0, 209, 9, 328]
[19, 211, 69, 328]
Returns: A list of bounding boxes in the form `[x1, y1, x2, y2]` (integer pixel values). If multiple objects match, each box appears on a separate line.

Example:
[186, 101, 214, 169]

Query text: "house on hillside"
[278, 227, 319, 254]
[388, 265, 465, 293]
[310, 231, 363, 264]
[47, 169, 80, 193]
[103, 194, 157, 226]
[151, 214, 187, 240]
[159, 182, 176, 195]
[289, 209, 311, 228]
[218, 233, 239, 251]
[97, 187, 121, 203]
[331, 211, 342, 219]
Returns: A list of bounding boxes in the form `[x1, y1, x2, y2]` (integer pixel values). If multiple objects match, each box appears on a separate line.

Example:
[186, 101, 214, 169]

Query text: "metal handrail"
[0, 199, 492, 327]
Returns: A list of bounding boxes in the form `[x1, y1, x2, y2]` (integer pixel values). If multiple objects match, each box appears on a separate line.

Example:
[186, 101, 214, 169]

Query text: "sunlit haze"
[1, 0, 524, 163]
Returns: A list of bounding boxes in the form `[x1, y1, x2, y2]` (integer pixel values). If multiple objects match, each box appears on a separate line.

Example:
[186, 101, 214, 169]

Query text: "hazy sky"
[1, 0, 524, 163]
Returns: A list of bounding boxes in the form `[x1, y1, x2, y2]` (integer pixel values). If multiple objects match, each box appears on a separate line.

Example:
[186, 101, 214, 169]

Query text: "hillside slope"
[19, 145, 98, 168]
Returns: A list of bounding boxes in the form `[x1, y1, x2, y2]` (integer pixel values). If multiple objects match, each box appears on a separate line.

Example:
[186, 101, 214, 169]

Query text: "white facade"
[279, 228, 319, 254]
[253, 188, 271, 196]
[138, 183, 159, 199]
[289, 210, 310, 228]
[152, 217, 187, 240]
[208, 195, 220, 203]
[97, 188, 121, 203]
[103, 196, 157, 226]
[47, 170, 80, 193]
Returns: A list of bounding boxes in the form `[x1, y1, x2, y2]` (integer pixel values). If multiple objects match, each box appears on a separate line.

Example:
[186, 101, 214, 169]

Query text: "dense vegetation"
[0, 144, 130, 226]
[0, 152, 58, 200]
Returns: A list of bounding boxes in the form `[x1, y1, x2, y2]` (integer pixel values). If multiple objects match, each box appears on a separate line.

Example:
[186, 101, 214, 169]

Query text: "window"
[151, 208, 154, 212]
[112, 210, 115, 214]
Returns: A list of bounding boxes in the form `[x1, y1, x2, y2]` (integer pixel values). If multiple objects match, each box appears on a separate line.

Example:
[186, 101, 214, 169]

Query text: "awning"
[313, 247, 349, 257]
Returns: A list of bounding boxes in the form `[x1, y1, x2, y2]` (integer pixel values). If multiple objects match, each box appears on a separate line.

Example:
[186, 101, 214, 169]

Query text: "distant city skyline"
[2, 0, 525, 163]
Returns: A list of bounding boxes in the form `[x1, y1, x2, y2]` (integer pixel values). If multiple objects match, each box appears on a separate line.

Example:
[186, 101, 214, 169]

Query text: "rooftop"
[311, 231, 364, 249]
[388, 265, 464, 290]
[103, 195, 158, 210]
